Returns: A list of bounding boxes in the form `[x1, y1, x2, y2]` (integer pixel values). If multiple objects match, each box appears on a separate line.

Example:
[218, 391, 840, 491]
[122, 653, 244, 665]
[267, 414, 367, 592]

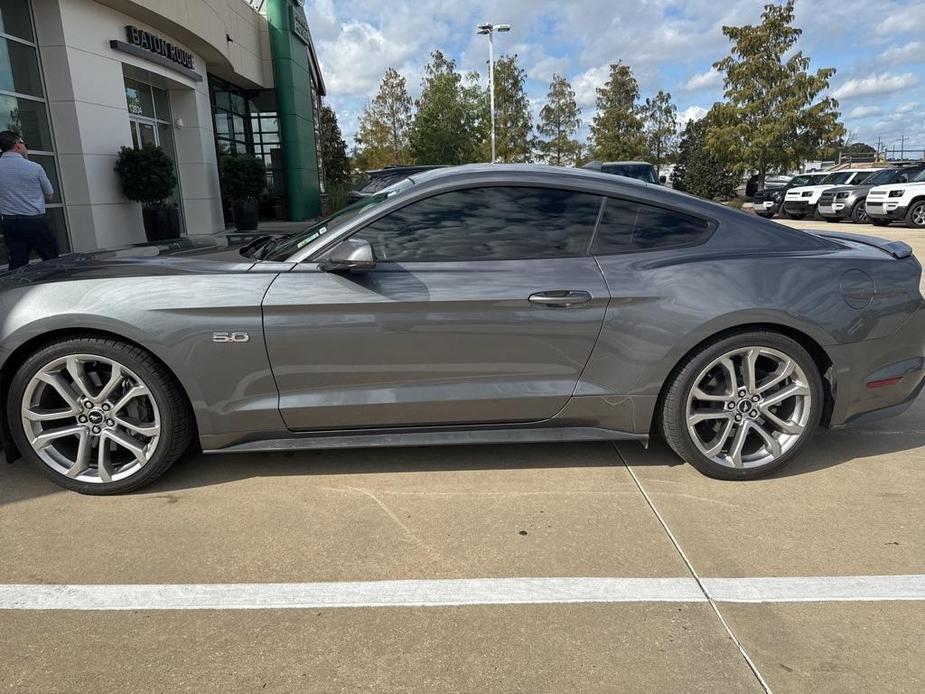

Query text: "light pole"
[476, 22, 510, 163]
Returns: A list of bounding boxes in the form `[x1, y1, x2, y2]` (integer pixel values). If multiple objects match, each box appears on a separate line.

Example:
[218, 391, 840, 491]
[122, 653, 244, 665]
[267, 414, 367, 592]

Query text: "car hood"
[786, 184, 835, 195]
[821, 184, 871, 195]
[869, 181, 925, 195]
[0, 234, 263, 285]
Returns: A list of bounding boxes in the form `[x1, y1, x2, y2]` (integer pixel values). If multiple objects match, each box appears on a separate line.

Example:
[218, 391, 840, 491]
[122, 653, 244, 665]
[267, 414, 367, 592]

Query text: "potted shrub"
[114, 144, 180, 241]
[220, 153, 266, 231]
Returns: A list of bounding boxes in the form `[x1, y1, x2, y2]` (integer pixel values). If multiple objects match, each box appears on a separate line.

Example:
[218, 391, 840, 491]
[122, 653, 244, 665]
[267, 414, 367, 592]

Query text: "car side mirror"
[319, 238, 377, 272]
[659, 175, 667, 184]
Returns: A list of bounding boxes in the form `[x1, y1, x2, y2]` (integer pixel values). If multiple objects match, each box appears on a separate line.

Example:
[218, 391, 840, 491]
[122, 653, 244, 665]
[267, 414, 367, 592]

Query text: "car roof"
[408, 163, 650, 187]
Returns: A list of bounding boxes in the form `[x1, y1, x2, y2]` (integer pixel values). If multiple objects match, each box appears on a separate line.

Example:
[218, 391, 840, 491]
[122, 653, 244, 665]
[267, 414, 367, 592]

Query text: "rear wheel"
[7, 336, 193, 494]
[850, 200, 869, 224]
[905, 200, 925, 229]
[659, 331, 823, 480]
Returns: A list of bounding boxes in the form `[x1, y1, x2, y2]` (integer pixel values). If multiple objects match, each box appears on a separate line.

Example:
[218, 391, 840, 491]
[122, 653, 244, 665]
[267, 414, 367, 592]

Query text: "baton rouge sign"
[125, 25, 195, 70]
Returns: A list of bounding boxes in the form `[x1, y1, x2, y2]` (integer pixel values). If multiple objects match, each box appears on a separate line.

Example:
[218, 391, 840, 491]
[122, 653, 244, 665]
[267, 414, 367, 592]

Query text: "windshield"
[790, 174, 826, 186]
[600, 164, 658, 183]
[913, 169, 925, 183]
[820, 172, 854, 185]
[863, 169, 900, 186]
[260, 178, 414, 261]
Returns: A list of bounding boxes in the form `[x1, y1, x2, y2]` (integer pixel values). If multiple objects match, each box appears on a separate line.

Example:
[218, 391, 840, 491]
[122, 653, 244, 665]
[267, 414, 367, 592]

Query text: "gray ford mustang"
[1, 165, 923, 494]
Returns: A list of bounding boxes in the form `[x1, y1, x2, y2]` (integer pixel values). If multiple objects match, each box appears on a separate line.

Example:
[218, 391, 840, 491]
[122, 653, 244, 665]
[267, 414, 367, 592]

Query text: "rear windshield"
[600, 164, 658, 184]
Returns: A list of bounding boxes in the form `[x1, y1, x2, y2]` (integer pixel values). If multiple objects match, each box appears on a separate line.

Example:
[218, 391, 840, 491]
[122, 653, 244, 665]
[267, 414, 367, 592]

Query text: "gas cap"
[840, 269, 876, 309]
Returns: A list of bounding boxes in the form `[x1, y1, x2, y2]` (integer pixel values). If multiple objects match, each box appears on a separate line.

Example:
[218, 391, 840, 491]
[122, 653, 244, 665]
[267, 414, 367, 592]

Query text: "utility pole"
[476, 22, 511, 163]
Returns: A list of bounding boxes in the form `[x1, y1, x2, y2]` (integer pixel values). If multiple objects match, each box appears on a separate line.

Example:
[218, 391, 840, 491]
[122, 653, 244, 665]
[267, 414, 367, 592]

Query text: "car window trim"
[306, 182, 608, 264]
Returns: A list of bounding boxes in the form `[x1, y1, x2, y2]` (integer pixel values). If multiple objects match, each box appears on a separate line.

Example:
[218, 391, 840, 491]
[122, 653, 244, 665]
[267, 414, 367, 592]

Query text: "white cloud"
[683, 68, 723, 91]
[847, 105, 883, 119]
[572, 64, 611, 110]
[679, 105, 708, 124]
[896, 102, 917, 114]
[832, 73, 920, 99]
[876, 6, 925, 36]
[877, 41, 924, 67]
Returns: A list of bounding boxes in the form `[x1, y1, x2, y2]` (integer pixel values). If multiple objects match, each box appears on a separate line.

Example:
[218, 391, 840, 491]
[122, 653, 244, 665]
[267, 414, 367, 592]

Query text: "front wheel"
[659, 331, 823, 480]
[7, 336, 193, 494]
[850, 200, 869, 224]
[905, 201, 925, 229]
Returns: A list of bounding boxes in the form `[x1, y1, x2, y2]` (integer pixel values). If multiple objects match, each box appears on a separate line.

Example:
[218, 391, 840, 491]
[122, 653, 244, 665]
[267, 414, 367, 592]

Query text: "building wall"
[31, 0, 273, 250]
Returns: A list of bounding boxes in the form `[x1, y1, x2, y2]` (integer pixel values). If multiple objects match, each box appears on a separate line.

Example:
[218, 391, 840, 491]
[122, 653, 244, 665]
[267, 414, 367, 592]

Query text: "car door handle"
[528, 290, 593, 307]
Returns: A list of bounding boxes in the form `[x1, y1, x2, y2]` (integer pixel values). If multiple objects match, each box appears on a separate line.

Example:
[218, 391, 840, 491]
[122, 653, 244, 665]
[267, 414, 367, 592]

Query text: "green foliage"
[640, 90, 678, 174]
[325, 181, 351, 213]
[588, 62, 646, 161]
[219, 153, 266, 201]
[410, 51, 484, 165]
[114, 144, 176, 208]
[492, 55, 533, 163]
[319, 105, 351, 187]
[707, 0, 845, 187]
[673, 114, 738, 200]
[356, 68, 414, 169]
[538, 74, 581, 166]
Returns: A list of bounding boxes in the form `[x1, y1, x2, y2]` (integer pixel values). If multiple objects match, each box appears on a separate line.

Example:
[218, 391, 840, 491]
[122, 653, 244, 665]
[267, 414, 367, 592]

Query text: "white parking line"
[0, 575, 923, 610]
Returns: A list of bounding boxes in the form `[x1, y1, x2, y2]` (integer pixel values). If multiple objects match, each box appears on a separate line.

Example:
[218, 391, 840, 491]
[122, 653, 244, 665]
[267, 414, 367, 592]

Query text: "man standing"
[0, 130, 58, 270]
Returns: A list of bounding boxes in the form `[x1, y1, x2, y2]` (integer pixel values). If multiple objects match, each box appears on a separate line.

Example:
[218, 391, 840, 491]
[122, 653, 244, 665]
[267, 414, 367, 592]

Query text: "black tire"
[904, 200, 925, 229]
[850, 200, 869, 224]
[659, 330, 823, 480]
[7, 336, 193, 495]
[870, 218, 891, 227]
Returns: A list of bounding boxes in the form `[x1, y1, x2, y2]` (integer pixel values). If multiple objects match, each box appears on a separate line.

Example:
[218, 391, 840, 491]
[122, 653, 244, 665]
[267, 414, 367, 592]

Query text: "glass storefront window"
[0, 93, 52, 151]
[28, 154, 61, 204]
[0, 36, 43, 97]
[124, 77, 155, 118]
[0, 0, 33, 42]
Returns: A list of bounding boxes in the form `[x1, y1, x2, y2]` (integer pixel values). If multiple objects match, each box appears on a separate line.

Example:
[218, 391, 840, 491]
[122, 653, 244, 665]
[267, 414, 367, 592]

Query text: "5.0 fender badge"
[212, 331, 250, 343]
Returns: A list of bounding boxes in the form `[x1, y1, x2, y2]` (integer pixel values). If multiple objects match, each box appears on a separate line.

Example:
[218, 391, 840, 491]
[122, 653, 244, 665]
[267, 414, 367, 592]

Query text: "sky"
[305, 0, 925, 158]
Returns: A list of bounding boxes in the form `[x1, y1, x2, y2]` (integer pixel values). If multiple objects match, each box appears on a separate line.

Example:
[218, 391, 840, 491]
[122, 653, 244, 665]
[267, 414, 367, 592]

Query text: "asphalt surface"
[1, 218, 923, 693]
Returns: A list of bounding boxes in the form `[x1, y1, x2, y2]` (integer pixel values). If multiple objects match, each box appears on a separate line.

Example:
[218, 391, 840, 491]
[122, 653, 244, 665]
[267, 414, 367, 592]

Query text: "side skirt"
[205, 426, 647, 454]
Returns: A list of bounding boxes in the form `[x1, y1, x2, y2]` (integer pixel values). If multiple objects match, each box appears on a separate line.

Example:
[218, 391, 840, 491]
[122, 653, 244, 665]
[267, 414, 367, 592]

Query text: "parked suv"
[865, 167, 925, 228]
[752, 173, 826, 218]
[818, 165, 925, 224]
[782, 169, 882, 219]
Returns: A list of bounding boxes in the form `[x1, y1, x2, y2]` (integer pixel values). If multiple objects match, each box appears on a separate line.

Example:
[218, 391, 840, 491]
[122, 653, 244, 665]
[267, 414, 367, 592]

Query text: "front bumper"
[865, 201, 907, 220]
[783, 200, 816, 216]
[826, 303, 925, 427]
[818, 201, 854, 219]
[753, 199, 781, 215]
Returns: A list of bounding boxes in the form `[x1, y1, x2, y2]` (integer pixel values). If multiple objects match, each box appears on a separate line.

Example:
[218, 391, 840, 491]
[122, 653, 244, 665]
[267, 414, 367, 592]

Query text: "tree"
[707, 0, 845, 188]
[640, 90, 678, 174]
[588, 62, 645, 161]
[355, 67, 414, 168]
[537, 74, 581, 166]
[672, 113, 738, 200]
[318, 105, 350, 187]
[410, 51, 483, 164]
[492, 55, 533, 163]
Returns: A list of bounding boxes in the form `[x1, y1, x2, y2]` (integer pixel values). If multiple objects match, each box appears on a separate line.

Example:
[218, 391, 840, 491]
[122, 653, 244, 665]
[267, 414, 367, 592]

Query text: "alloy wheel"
[685, 346, 812, 469]
[20, 354, 161, 483]
[854, 201, 868, 223]
[912, 203, 925, 227]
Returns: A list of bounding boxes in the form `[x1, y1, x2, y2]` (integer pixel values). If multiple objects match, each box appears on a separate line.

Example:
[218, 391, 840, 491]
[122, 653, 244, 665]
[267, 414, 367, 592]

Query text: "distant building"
[2, 0, 325, 262]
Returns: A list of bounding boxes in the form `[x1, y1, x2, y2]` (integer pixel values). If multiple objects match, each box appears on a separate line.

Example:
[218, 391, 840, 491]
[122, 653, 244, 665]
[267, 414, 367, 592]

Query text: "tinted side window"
[592, 198, 712, 254]
[353, 187, 602, 261]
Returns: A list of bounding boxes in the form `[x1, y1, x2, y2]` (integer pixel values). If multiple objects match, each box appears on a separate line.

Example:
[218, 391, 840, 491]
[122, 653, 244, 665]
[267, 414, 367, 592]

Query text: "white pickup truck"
[865, 167, 925, 228]
[781, 169, 881, 219]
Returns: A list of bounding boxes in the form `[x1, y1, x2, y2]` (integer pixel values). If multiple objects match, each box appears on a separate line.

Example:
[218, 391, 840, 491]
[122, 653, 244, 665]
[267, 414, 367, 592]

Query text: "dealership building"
[1, 0, 326, 263]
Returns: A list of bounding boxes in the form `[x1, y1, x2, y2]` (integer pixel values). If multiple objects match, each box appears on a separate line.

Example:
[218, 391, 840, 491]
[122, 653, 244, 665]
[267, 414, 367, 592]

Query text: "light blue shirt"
[0, 152, 53, 216]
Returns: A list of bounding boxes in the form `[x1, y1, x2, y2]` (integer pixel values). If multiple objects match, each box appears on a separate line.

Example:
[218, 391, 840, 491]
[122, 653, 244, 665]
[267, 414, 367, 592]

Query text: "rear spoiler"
[812, 231, 914, 259]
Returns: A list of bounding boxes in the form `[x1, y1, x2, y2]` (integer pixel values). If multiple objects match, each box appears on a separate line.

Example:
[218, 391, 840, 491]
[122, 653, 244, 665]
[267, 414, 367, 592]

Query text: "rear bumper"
[865, 202, 907, 220]
[826, 304, 925, 427]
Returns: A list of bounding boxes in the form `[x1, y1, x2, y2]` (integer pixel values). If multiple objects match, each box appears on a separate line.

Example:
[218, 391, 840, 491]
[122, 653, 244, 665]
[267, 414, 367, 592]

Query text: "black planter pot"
[232, 199, 260, 231]
[142, 207, 181, 241]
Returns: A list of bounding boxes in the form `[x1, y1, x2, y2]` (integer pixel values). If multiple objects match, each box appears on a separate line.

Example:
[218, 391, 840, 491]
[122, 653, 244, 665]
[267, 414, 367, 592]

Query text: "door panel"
[262, 258, 609, 430]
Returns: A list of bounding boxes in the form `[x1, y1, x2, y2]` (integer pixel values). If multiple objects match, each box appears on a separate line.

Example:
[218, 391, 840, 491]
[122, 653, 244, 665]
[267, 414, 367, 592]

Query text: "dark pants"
[1, 216, 58, 270]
